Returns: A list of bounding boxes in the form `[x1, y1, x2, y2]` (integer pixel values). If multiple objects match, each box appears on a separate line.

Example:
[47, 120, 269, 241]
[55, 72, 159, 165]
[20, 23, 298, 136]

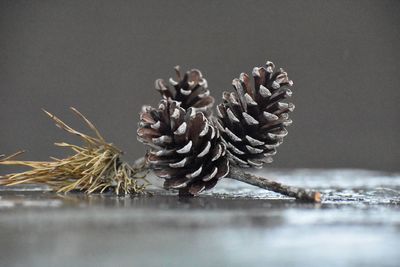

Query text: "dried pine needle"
[0, 108, 150, 195]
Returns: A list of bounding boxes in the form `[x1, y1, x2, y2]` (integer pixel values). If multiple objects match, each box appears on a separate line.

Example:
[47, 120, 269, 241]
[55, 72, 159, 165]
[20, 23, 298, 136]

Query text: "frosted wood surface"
[0, 169, 399, 267]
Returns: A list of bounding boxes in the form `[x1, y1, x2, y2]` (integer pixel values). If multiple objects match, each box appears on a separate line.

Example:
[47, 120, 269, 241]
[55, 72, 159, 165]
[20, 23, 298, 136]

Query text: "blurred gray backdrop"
[1, 0, 399, 172]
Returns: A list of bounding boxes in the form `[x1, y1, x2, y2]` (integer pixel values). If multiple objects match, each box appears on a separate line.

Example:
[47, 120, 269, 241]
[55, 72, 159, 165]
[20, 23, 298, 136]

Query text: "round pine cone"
[155, 66, 214, 117]
[137, 99, 229, 195]
[215, 61, 294, 168]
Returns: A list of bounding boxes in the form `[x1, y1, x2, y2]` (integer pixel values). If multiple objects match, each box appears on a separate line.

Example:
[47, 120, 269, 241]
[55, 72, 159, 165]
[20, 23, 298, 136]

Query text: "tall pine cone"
[215, 61, 294, 168]
[137, 99, 229, 195]
[155, 66, 214, 117]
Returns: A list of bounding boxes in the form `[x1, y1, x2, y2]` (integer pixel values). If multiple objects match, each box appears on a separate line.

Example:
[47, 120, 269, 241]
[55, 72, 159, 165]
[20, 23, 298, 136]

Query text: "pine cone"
[137, 99, 229, 195]
[215, 61, 294, 168]
[155, 66, 214, 116]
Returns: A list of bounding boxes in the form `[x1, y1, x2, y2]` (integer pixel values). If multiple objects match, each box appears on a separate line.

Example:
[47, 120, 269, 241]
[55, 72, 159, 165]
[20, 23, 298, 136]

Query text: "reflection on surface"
[0, 169, 399, 267]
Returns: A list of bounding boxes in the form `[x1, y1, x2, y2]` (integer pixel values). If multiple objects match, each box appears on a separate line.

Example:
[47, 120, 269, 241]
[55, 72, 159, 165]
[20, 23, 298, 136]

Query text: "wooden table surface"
[1, 168, 399, 267]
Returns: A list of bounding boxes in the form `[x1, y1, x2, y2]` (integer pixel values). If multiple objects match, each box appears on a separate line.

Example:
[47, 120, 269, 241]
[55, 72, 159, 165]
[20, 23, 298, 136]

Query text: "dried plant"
[0, 61, 322, 202]
[138, 61, 321, 202]
[0, 108, 150, 195]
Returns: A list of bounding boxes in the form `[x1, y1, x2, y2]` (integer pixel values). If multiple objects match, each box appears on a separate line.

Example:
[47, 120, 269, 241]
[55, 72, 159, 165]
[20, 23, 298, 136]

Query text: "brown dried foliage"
[0, 108, 150, 195]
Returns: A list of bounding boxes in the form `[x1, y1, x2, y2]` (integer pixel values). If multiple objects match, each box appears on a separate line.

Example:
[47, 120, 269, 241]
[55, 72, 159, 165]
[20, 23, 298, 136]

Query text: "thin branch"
[0, 151, 25, 162]
[69, 107, 107, 144]
[228, 166, 321, 202]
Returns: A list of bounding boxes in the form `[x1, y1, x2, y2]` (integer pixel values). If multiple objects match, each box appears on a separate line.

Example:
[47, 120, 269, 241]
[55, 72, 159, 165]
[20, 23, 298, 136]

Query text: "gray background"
[0, 0, 399, 172]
